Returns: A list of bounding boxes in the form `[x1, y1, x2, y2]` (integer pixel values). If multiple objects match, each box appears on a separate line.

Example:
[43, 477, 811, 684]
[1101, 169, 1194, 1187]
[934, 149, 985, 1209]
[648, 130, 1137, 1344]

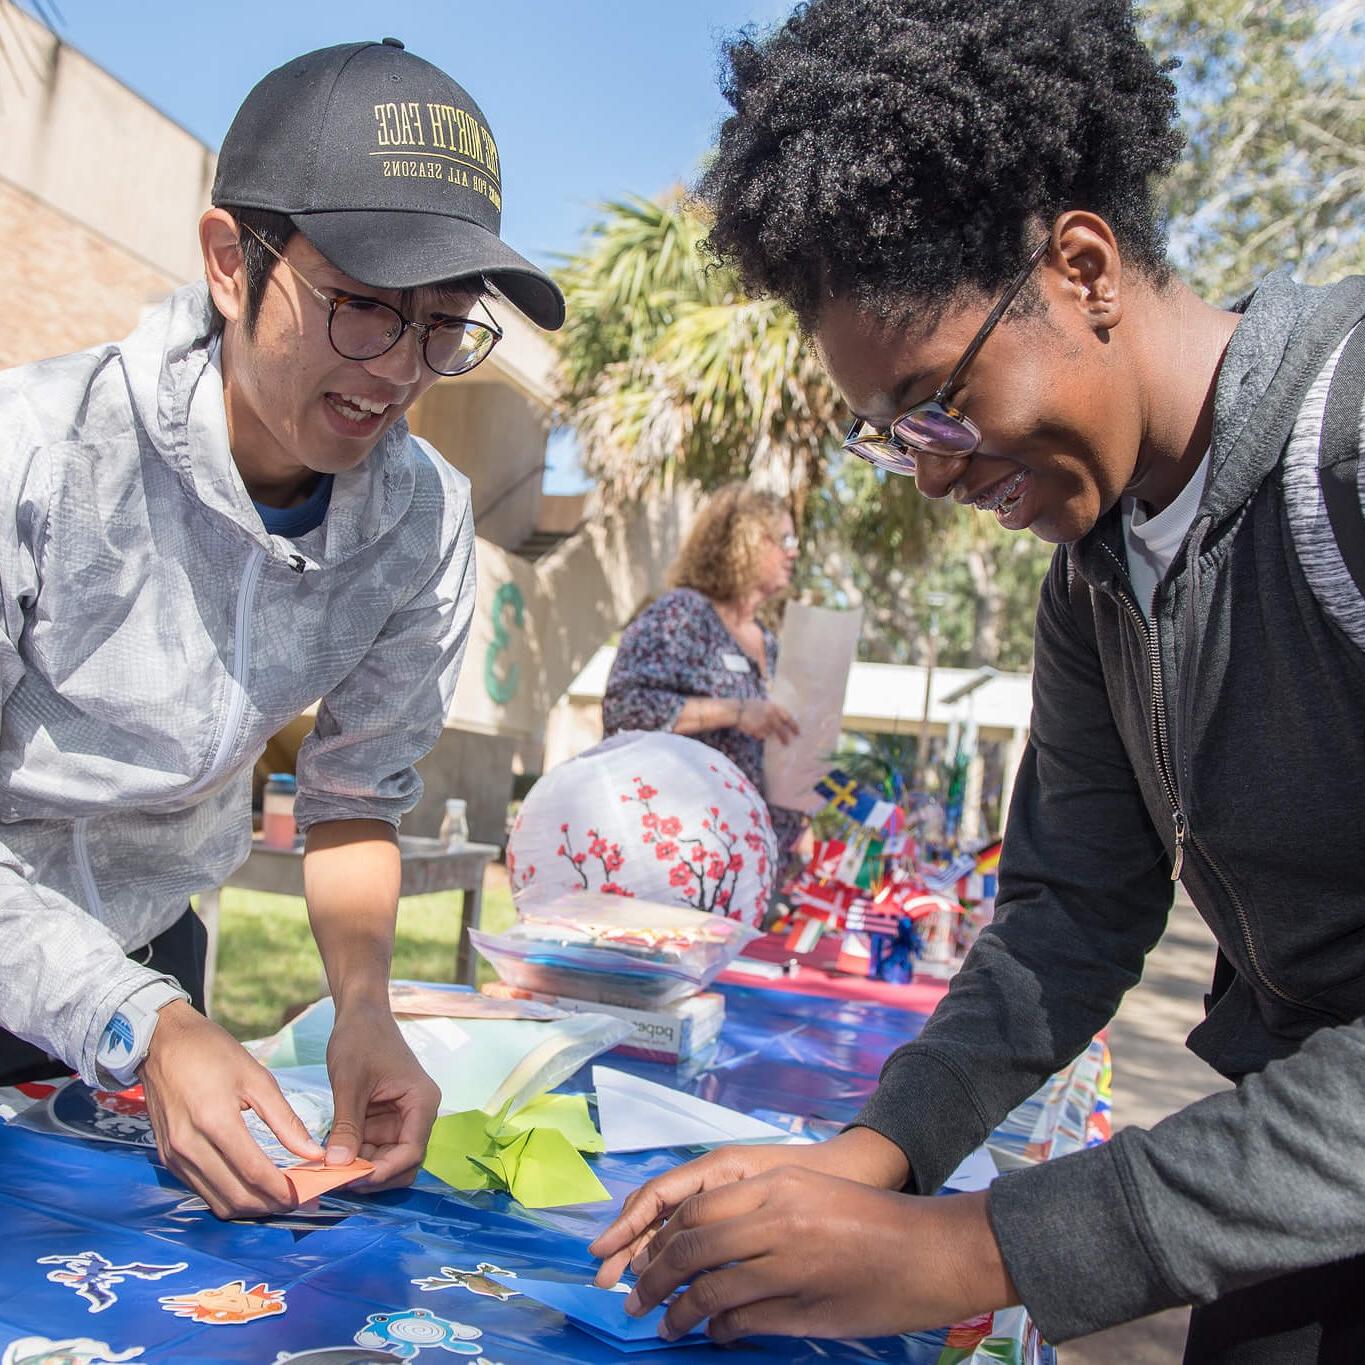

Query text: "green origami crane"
[422, 1094, 609, 1209]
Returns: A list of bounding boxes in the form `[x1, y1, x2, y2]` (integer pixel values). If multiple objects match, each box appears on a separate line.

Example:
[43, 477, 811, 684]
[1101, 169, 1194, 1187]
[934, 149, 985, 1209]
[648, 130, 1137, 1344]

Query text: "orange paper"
[284, 1157, 374, 1204]
[389, 984, 564, 1021]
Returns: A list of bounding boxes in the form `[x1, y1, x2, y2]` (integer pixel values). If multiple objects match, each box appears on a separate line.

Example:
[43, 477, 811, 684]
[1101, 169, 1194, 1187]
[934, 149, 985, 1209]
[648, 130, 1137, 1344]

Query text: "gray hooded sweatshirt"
[852, 273, 1365, 1341]
[0, 284, 476, 1085]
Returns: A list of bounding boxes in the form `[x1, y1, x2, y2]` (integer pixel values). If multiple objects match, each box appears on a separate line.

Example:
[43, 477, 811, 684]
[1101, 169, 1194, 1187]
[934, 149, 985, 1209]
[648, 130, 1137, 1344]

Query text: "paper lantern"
[507, 731, 778, 927]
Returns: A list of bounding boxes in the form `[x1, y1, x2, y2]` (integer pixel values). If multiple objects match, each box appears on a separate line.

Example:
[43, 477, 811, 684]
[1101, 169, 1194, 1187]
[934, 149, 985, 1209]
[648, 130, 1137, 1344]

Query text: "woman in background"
[602, 483, 804, 855]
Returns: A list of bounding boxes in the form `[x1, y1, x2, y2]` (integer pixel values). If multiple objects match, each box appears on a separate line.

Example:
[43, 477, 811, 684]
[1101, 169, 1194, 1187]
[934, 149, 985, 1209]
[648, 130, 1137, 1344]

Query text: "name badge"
[721, 651, 752, 674]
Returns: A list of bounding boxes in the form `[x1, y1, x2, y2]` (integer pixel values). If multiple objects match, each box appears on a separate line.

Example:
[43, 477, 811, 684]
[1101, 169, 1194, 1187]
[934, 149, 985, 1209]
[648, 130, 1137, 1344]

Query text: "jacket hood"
[117, 281, 417, 569]
[1072, 271, 1341, 591]
[1202, 270, 1333, 524]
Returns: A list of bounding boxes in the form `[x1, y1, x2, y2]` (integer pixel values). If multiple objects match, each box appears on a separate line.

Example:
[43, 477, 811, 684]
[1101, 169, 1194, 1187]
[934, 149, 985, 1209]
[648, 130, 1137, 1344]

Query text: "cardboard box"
[553, 992, 725, 1064]
[484, 985, 725, 1064]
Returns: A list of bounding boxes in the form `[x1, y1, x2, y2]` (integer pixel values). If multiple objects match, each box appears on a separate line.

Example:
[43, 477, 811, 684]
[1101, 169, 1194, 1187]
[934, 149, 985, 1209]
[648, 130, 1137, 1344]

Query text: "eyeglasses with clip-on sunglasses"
[842, 237, 1051, 475]
[239, 223, 504, 378]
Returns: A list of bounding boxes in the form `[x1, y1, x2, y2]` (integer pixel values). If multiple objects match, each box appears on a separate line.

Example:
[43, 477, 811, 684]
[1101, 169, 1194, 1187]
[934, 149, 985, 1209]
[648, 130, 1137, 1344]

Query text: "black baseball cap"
[212, 38, 564, 331]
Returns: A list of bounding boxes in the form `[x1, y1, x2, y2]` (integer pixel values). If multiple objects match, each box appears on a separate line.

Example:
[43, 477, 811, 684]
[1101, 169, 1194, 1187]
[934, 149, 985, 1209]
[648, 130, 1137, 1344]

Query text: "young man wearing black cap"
[0, 39, 563, 1219]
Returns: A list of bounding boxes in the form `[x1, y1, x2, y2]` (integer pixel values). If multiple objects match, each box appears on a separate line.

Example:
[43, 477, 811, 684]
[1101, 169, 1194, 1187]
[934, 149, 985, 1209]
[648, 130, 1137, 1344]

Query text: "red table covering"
[720, 930, 953, 1013]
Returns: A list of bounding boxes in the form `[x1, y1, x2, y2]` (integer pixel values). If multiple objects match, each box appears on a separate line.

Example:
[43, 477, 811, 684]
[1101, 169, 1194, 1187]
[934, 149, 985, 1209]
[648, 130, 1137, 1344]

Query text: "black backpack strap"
[1319, 320, 1365, 601]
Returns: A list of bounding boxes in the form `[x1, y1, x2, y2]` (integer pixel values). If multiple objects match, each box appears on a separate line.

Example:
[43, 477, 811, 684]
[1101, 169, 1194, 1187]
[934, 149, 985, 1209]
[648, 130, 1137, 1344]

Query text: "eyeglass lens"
[891, 405, 979, 455]
[329, 298, 497, 376]
[845, 400, 981, 473]
[846, 433, 919, 475]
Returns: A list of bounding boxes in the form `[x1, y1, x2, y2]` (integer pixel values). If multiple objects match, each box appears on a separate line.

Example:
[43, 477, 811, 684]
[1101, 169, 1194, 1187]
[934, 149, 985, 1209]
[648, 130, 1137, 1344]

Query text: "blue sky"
[21, 1, 793, 490]
[24, 1, 790, 265]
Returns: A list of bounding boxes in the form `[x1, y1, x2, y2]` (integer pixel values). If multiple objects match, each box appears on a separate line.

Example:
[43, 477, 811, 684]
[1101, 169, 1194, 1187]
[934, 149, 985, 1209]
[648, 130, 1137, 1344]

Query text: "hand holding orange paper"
[284, 1156, 374, 1204]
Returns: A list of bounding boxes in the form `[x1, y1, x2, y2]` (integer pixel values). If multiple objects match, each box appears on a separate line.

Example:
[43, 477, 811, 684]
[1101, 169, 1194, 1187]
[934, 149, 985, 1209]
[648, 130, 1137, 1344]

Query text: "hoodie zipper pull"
[1171, 809, 1187, 881]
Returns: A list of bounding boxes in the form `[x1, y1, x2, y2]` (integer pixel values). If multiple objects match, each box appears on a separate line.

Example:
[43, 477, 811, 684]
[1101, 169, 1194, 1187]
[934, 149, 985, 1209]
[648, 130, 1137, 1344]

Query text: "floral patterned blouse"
[602, 587, 804, 853]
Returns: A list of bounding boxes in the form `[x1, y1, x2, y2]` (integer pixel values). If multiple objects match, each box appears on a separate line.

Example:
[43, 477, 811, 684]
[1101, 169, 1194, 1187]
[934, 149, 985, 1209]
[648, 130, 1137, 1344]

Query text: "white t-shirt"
[1121, 453, 1211, 621]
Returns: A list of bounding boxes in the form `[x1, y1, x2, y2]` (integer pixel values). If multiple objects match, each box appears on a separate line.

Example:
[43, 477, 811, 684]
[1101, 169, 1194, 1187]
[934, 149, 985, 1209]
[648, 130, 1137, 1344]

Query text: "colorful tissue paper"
[422, 1099, 609, 1208]
[499, 1092, 605, 1153]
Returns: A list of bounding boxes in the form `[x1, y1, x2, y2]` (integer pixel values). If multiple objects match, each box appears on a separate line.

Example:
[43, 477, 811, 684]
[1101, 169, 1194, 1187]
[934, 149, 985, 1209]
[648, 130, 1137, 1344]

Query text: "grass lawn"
[211, 874, 516, 1042]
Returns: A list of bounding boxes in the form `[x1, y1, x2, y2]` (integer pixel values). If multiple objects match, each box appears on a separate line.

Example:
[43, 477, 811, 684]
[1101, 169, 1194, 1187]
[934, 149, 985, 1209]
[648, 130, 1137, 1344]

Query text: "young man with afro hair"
[591, 1, 1365, 1359]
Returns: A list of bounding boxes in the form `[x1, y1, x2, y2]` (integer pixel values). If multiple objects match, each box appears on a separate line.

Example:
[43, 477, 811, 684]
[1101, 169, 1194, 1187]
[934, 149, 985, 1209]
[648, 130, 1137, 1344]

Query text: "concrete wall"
[0, 7, 210, 366]
[536, 492, 589, 535]
[0, 10, 215, 289]
[448, 485, 697, 744]
[543, 695, 607, 772]
[409, 377, 551, 552]
[0, 179, 180, 368]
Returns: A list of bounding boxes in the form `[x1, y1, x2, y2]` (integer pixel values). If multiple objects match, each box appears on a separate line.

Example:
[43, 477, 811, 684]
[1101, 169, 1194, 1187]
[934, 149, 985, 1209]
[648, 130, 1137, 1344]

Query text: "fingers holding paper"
[591, 1126, 912, 1287]
[140, 1000, 323, 1219]
[735, 699, 800, 745]
[626, 1168, 1017, 1343]
[325, 999, 441, 1189]
[591, 1144, 795, 1287]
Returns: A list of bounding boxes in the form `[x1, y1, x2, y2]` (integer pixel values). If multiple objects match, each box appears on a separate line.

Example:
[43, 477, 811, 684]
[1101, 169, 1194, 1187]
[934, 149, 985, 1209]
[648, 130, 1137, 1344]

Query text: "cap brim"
[291, 210, 565, 331]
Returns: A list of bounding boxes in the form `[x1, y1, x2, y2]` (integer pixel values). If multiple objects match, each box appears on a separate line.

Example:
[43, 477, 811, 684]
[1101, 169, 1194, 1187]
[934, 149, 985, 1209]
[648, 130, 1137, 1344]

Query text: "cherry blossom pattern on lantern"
[550, 822, 632, 897]
[503, 826, 534, 894]
[625, 765, 776, 923]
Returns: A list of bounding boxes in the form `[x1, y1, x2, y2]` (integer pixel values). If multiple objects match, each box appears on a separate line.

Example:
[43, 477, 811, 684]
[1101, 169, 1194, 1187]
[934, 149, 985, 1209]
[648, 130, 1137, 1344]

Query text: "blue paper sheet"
[0, 983, 1059, 1363]
[485, 1274, 706, 1350]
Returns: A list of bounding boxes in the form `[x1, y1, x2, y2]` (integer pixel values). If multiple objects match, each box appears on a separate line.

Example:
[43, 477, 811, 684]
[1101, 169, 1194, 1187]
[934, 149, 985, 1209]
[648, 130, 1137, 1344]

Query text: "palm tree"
[553, 193, 847, 519]
[0, 0, 59, 101]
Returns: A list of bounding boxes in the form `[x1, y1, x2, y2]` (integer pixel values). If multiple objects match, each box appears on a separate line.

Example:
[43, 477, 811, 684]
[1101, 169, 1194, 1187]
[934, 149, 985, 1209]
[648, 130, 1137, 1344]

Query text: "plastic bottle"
[439, 798, 469, 851]
[262, 773, 298, 849]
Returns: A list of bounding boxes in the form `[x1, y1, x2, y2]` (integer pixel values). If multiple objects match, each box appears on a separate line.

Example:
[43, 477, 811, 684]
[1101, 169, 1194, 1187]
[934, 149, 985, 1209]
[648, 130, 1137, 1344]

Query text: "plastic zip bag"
[469, 891, 761, 1008]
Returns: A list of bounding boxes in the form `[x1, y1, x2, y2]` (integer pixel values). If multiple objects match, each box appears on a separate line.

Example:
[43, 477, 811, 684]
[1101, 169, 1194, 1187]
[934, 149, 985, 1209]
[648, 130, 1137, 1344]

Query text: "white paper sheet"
[252, 996, 630, 1118]
[764, 603, 864, 813]
[593, 1065, 799, 1152]
[941, 1145, 1000, 1193]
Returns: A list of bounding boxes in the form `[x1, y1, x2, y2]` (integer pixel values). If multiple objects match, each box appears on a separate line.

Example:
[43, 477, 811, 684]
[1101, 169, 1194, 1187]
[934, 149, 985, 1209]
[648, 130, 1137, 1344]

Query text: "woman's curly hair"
[668, 483, 789, 604]
[698, 0, 1184, 327]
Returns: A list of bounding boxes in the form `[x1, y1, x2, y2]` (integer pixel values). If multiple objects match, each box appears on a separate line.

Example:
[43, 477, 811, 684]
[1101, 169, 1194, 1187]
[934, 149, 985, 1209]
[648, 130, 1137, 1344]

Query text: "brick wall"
[0, 179, 182, 370]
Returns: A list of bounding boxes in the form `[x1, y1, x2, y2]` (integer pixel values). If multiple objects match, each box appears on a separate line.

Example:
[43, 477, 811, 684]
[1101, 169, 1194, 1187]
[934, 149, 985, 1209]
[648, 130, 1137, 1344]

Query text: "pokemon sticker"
[159, 1279, 286, 1325]
[37, 1251, 187, 1313]
[353, 1308, 483, 1358]
[2, 1338, 144, 1365]
[411, 1264, 519, 1300]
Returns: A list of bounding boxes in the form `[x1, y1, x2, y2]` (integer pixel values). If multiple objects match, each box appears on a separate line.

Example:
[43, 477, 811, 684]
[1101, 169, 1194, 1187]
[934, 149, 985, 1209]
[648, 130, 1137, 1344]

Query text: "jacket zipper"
[1097, 542, 1314, 1010]
[179, 547, 265, 800]
[73, 817, 104, 915]
[1100, 543, 1187, 875]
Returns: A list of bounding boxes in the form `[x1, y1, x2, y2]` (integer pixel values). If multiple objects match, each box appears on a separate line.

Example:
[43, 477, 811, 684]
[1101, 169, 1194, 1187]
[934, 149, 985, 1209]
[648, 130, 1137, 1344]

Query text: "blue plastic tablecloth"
[0, 984, 1054, 1364]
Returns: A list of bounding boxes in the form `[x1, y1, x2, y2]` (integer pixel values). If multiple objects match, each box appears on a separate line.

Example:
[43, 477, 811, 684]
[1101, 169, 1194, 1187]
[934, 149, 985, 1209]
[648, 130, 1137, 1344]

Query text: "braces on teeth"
[976, 469, 1027, 513]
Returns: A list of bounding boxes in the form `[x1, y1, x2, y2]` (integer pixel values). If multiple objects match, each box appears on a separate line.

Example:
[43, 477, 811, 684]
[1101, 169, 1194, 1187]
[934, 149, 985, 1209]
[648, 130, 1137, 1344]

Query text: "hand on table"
[736, 699, 800, 745]
[617, 1169, 1016, 1344]
[324, 999, 440, 1190]
[140, 1000, 324, 1219]
[591, 1127, 909, 1288]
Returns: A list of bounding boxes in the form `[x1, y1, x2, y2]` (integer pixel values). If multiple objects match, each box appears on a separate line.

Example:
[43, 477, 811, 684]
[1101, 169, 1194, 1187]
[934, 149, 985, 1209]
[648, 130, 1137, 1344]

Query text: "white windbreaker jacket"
[0, 283, 476, 1083]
